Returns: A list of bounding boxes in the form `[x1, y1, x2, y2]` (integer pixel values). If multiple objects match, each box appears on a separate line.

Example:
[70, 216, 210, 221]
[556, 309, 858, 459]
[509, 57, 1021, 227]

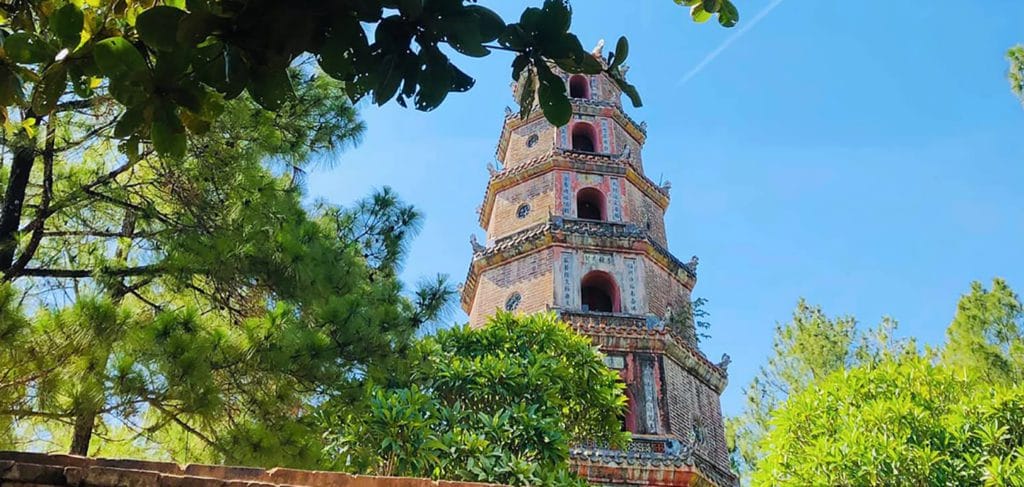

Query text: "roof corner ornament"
[661, 180, 672, 193]
[487, 162, 498, 177]
[591, 39, 605, 58]
[639, 121, 648, 131]
[717, 353, 732, 372]
[689, 255, 699, 269]
[504, 105, 514, 117]
[470, 234, 485, 253]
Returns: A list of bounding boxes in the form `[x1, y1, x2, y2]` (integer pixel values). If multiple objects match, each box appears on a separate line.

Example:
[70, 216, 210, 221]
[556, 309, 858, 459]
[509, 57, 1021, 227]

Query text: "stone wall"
[0, 451, 502, 487]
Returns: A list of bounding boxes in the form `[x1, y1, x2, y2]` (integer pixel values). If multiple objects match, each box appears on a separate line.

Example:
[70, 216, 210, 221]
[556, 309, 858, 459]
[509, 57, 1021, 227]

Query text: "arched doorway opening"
[569, 75, 590, 99]
[571, 123, 597, 152]
[580, 270, 620, 313]
[576, 187, 606, 221]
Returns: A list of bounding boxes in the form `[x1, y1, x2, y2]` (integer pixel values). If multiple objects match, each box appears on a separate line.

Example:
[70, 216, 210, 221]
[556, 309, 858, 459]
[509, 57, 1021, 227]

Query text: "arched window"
[576, 187, 606, 221]
[580, 271, 620, 313]
[571, 123, 597, 152]
[569, 74, 590, 99]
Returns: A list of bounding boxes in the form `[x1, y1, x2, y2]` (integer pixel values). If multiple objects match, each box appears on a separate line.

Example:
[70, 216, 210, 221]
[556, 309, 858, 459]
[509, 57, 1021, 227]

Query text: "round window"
[516, 203, 531, 219]
[526, 134, 539, 148]
[505, 292, 522, 311]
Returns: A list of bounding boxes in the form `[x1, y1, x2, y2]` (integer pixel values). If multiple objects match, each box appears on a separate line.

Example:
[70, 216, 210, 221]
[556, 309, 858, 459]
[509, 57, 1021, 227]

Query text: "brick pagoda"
[459, 45, 737, 487]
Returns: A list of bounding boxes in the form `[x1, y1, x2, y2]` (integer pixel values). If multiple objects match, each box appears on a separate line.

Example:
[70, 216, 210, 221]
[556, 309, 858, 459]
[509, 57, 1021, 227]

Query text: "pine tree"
[942, 278, 1024, 385]
[0, 71, 451, 465]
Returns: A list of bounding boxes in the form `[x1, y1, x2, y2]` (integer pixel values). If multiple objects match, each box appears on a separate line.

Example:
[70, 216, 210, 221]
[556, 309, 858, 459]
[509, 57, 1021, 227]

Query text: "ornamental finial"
[718, 353, 732, 371]
[470, 234, 485, 253]
[591, 39, 605, 58]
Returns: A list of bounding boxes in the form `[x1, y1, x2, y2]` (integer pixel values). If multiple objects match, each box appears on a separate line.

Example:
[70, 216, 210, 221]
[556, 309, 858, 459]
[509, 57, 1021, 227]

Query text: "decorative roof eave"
[569, 98, 648, 143]
[559, 315, 728, 394]
[570, 449, 736, 487]
[477, 153, 669, 229]
[460, 218, 695, 313]
[494, 85, 648, 165]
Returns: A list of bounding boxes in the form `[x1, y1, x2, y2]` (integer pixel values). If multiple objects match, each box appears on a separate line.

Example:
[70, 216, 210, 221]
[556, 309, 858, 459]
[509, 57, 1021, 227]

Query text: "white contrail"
[677, 0, 786, 86]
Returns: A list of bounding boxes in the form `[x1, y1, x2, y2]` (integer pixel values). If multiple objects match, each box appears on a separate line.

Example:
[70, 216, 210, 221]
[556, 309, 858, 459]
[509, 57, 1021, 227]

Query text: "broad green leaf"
[691, 5, 713, 23]
[137, 6, 186, 51]
[248, 66, 294, 110]
[373, 54, 403, 106]
[5, 33, 55, 64]
[517, 66, 536, 119]
[718, 1, 739, 27]
[0, 67, 23, 106]
[465, 5, 505, 43]
[194, 42, 248, 98]
[414, 48, 451, 111]
[151, 105, 186, 158]
[51, 3, 85, 49]
[93, 37, 148, 80]
[535, 62, 570, 126]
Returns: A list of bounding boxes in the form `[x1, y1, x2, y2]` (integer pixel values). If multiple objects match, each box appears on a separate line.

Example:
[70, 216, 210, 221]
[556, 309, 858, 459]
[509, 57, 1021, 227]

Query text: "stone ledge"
[0, 451, 503, 487]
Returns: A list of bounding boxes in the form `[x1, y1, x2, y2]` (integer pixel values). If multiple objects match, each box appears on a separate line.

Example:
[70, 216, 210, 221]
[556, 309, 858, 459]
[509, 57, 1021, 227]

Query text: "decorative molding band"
[476, 153, 669, 229]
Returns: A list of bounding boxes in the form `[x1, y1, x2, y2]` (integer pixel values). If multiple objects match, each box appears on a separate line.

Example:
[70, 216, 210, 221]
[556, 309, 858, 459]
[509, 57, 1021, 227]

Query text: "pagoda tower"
[460, 48, 737, 487]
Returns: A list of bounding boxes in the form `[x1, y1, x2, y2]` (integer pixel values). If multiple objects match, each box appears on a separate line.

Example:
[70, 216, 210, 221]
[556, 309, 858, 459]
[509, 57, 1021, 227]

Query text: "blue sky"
[307, 1, 1024, 416]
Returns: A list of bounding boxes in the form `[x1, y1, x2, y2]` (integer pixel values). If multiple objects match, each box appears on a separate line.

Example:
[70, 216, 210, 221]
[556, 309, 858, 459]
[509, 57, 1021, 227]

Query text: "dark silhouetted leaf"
[137, 6, 186, 51]
[5, 33, 54, 64]
[51, 4, 84, 49]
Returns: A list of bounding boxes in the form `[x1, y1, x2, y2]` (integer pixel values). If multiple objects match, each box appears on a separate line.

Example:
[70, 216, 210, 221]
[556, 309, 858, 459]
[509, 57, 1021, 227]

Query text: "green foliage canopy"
[1009, 45, 1024, 106]
[726, 299, 912, 477]
[331, 312, 629, 486]
[0, 0, 737, 158]
[943, 278, 1024, 385]
[753, 356, 1024, 486]
[0, 71, 452, 463]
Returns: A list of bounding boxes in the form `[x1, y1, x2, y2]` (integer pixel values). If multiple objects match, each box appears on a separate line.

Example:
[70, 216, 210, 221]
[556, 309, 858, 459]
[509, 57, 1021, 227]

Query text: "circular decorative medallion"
[505, 292, 522, 311]
[516, 203, 531, 219]
[526, 134, 539, 148]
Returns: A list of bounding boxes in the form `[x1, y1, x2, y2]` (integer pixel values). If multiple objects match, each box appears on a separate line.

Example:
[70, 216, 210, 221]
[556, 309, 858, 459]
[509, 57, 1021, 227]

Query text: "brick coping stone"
[0, 450, 505, 487]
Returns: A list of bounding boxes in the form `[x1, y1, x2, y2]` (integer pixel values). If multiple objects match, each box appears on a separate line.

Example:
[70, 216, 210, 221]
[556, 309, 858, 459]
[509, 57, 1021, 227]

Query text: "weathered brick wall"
[643, 260, 691, 318]
[468, 250, 554, 327]
[662, 357, 730, 471]
[486, 173, 555, 240]
[503, 118, 554, 168]
[612, 123, 643, 169]
[625, 182, 667, 245]
[0, 451, 502, 487]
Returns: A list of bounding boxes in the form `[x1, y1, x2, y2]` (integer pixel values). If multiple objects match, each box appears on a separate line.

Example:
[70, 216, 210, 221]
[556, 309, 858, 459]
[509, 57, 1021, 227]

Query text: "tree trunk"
[67, 209, 137, 456]
[68, 412, 96, 456]
[0, 142, 36, 274]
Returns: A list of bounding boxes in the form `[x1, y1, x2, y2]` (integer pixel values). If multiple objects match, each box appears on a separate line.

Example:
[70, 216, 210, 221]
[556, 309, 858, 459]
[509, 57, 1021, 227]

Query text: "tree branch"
[17, 264, 165, 278]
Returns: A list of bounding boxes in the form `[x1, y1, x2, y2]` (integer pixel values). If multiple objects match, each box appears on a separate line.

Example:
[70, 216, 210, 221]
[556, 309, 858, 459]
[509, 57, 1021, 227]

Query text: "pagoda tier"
[459, 49, 737, 487]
